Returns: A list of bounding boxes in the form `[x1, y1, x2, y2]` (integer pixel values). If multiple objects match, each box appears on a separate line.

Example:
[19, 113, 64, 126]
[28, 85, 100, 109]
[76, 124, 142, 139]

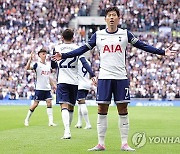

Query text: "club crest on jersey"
[103, 45, 122, 53]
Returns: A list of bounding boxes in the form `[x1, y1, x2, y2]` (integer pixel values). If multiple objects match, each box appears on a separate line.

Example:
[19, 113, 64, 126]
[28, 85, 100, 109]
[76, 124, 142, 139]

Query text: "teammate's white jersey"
[95, 28, 128, 79]
[33, 61, 51, 90]
[54, 43, 79, 85]
[78, 57, 91, 90]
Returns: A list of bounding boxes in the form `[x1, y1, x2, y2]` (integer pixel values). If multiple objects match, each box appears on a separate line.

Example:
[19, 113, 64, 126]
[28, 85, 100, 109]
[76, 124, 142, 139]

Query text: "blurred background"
[0, 0, 179, 102]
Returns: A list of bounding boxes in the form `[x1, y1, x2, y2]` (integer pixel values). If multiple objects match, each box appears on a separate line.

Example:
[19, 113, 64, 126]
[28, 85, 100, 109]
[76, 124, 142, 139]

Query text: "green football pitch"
[0, 106, 179, 154]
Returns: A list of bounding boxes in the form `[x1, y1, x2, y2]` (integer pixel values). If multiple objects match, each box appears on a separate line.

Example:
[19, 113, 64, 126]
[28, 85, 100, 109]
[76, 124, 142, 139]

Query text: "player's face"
[105, 11, 120, 29]
[39, 52, 47, 60]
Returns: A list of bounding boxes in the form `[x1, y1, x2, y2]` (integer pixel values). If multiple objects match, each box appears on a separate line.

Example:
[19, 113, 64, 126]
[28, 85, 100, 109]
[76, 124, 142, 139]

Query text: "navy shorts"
[56, 83, 78, 106]
[77, 90, 89, 101]
[34, 90, 52, 101]
[96, 79, 130, 104]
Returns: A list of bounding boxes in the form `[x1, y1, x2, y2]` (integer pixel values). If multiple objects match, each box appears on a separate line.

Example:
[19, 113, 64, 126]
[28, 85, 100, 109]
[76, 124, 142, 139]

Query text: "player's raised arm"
[25, 51, 34, 70]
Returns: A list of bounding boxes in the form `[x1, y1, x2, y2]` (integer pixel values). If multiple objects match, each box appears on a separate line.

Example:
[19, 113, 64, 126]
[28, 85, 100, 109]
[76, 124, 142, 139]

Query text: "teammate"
[51, 29, 96, 139]
[75, 57, 93, 129]
[24, 49, 57, 127]
[52, 7, 176, 151]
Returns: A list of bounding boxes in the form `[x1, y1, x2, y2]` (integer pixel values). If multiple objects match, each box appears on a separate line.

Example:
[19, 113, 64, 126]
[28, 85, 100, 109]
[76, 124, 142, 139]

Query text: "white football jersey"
[54, 43, 79, 85]
[33, 62, 51, 90]
[78, 57, 91, 90]
[95, 28, 128, 79]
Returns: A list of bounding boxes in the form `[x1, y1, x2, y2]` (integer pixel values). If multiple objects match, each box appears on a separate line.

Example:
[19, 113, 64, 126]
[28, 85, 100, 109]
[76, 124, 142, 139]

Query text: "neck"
[107, 26, 117, 33]
[64, 40, 72, 44]
[40, 60, 46, 64]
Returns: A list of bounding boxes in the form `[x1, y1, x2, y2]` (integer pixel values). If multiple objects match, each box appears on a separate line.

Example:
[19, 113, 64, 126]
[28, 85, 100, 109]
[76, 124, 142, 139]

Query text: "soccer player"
[52, 7, 176, 151]
[51, 29, 96, 139]
[24, 49, 57, 127]
[75, 57, 94, 129]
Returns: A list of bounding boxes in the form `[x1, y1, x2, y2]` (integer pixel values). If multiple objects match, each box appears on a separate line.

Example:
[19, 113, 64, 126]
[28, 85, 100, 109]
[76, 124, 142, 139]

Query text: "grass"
[0, 106, 180, 154]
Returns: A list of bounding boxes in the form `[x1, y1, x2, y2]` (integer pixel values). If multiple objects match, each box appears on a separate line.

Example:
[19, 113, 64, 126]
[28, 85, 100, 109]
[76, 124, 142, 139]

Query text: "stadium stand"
[0, 0, 179, 100]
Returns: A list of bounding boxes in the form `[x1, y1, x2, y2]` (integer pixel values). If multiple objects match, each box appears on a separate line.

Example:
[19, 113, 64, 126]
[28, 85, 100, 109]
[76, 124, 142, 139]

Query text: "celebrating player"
[51, 29, 96, 139]
[52, 6, 176, 151]
[24, 49, 57, 127]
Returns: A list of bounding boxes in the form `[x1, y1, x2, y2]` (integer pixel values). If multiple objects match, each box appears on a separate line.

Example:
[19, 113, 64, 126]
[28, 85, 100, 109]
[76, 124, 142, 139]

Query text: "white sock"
[69, 110, 73, 126]
[61, 109, 70, 133]
[76, 104, 82, 126]
[119, 114, 129, 145]
[81, 104, 91, 127]
[47, 107, 53, 124]
[25, 109, 33, 121]
[97, 114, 107, 146]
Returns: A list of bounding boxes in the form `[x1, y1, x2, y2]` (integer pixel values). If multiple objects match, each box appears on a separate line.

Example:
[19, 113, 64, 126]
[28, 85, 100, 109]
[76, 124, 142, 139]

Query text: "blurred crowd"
[0, 0, 179, 101]
[98, 0, 179, 32]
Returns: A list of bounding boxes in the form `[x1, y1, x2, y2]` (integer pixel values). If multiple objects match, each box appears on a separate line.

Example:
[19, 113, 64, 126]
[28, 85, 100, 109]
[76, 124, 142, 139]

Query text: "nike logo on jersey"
[101, 38, 106, 41]
[103, 45, 122, 53]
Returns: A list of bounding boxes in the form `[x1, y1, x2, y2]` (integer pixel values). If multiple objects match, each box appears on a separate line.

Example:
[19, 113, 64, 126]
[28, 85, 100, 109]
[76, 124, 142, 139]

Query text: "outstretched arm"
[127, 31, 177, 56]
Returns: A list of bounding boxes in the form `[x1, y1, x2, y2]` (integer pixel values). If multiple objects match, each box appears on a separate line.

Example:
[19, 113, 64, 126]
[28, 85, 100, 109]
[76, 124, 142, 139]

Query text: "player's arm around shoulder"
[25, 51, 35, 70]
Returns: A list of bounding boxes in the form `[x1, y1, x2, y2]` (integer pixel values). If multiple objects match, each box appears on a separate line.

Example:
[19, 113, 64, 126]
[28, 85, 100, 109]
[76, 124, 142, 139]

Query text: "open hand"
[165, 44, 178, 56]
[51, 52, 62, 61]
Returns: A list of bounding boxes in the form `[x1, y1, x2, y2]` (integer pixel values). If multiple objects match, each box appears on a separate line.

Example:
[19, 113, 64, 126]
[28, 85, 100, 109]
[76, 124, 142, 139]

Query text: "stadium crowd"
[98, 0, 179, 32]
[0, 0, 179, 100]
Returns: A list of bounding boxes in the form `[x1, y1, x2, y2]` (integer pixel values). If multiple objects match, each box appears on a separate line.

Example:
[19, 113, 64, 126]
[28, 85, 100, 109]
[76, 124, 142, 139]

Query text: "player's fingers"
[171, 50, 176, 53]
[51, 57, 57, 61]
[170, 51, 176, 55]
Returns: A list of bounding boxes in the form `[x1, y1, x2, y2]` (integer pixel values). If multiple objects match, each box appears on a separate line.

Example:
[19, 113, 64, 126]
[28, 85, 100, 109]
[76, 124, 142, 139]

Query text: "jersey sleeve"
[85, 33, 96, 50]
[33, 63, 38, 70]
[79, 57, 95, 77]
[51, 48, 58, 69]
[127, 31, 165, 55]
[51, 60, 58, 69]
[62, 33, 97, 59]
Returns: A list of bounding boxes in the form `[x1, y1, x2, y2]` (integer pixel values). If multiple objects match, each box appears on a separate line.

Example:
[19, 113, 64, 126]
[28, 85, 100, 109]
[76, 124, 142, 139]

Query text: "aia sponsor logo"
[41, 71, 50, 75]
[103, 45, 122, 53]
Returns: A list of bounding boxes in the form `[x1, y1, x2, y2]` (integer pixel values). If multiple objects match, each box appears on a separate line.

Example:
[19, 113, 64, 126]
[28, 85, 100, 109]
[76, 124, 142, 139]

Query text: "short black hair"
[105, 6, 120, 17]
[38, 49, 47, 55]
[62, 28, 74, 41]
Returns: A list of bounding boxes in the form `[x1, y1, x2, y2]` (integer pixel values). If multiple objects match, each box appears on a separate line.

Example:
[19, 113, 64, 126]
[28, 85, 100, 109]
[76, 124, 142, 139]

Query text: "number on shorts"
[125, 88, 129, 97]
